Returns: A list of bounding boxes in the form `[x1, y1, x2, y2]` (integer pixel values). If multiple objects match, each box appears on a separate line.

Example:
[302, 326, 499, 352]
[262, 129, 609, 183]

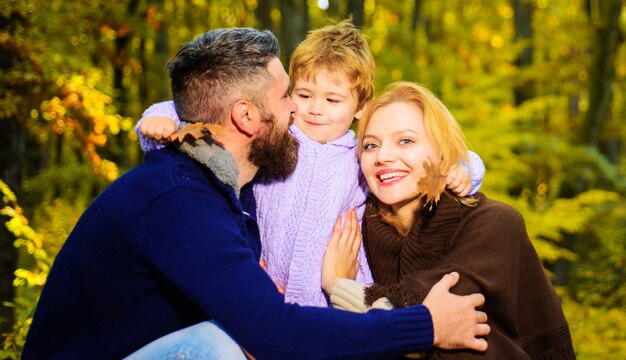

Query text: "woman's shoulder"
[466, 193, 526, 227]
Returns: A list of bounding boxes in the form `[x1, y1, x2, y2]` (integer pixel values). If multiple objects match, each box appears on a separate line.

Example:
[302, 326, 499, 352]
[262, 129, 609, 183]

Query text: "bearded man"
[23, 28, 488, 359]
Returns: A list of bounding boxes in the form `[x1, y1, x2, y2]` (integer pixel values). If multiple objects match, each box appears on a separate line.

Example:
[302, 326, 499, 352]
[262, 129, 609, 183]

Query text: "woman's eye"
[363, 143, 378, 151]
[399, 138, 414, 145]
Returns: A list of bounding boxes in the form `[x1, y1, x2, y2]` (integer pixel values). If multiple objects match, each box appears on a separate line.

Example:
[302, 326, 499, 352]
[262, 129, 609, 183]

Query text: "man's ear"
[231, 100, 260, 137]
[354, 102, 367, 120]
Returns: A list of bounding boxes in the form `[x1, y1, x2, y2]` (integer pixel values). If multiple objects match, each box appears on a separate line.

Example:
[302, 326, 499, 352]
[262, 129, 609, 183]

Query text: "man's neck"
[214, 133, 258, 189]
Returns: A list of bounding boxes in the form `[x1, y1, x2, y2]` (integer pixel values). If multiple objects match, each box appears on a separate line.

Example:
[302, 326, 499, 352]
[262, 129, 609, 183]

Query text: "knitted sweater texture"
[363, 193, 575, 359]
[255, 125, 373, 306]
[23, 143, 437, 359]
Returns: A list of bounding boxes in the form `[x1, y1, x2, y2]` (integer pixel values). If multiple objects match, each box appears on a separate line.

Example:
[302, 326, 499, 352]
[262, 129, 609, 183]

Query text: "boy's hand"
[422, 272, 490, 352]
[321, 210, 361, 294]
[446, 164, 471, 197]
[139, 116, 177, 142]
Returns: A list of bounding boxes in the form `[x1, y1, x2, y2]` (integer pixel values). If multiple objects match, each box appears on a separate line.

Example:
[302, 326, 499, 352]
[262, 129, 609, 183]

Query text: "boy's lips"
[375, 169, 409, 186]
[304, 120, 325, 126]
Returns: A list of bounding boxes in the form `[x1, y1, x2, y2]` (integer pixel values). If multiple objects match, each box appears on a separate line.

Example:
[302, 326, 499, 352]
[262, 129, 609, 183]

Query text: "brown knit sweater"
[363, 192, 575, 359]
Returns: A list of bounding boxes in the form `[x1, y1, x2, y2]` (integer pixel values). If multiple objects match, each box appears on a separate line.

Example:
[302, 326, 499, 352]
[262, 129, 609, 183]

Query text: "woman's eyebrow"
[361, 133, 379, 141]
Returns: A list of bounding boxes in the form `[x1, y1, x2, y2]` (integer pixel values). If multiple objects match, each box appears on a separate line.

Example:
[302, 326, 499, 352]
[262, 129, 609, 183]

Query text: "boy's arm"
[445, 151, 485, 197]
[463, 150, 485, 195]
[135, 100, 181, 152]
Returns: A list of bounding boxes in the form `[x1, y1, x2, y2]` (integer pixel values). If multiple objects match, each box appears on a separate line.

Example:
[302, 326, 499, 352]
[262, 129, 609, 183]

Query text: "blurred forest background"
[1, 0, 625, 358]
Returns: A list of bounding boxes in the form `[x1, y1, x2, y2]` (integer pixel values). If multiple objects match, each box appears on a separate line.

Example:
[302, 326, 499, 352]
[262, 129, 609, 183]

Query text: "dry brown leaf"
[168, 123, 226, 144]
[418, 159, 446, 210]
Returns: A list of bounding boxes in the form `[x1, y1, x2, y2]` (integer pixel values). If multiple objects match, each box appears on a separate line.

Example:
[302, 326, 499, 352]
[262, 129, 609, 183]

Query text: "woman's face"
[360, 102, 439, 215]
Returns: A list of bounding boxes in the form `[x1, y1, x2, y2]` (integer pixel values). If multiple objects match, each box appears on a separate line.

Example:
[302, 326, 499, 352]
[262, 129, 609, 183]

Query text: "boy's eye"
[327, 98, 340, 103]
[297, 93, 310, 99]
[363, 143, 378, 151]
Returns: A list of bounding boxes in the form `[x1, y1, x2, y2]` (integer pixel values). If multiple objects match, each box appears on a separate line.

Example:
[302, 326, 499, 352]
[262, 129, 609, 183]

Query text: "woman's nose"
[375, 144, 394, 165]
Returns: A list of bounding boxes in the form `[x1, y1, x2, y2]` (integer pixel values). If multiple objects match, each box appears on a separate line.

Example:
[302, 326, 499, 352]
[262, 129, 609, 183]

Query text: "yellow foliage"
[0, 181, 51, 289]
[562, 296, 626, 359]
[33, 71, 127, 183]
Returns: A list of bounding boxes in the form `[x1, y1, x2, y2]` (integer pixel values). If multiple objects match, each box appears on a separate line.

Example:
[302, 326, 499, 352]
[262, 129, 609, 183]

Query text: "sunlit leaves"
[0, 181, 50, 289]
[35, 72, 130, 182]
[562, 296, 626, 358]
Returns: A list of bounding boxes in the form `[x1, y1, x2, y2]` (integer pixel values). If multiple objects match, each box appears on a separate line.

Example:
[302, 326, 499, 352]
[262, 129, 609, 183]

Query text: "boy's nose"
[308, 98, 323, 115]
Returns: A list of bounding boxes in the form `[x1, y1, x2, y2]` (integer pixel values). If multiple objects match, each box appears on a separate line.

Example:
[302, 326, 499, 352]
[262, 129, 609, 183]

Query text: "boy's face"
[292, 70, 364, 144]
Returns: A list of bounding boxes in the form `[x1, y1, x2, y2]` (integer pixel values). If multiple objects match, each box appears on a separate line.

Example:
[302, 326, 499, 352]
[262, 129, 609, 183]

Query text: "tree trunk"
[256, 0, 274, 31]
[411, 0, 423, 33]
[0, 118, 21, 335]
[511, 0, 534, 105]
[327, 0, 340, 18]
[279, 0, 308, 63]
[581, 0, 622, 159]
[347, 0, 364, 28]
[154, 20, 170, 101]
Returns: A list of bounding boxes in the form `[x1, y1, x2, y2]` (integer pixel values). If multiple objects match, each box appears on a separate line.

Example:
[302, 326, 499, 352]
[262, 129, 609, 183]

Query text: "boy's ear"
[231, 100, 260, 137]
[354, 103, 367, 120]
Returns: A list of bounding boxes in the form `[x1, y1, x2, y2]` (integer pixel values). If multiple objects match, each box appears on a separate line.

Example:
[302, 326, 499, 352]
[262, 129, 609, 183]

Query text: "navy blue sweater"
[23, 149, 434, 359]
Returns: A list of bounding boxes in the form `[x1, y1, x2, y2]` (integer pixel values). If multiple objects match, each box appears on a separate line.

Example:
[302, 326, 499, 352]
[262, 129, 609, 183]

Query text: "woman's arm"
[330, 278, 393, 312]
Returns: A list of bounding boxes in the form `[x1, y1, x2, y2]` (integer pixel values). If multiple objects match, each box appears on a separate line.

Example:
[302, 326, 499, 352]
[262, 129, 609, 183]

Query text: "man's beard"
[248, 113, 299, 181]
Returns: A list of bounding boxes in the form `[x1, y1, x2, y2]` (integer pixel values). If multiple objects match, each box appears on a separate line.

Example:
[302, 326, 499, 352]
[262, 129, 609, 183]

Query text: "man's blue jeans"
[124, 321, 247, 360]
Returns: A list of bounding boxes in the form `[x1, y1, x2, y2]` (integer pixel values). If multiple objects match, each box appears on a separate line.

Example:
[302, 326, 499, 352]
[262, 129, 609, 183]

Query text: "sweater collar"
[289, 124, 357, 149]
[177, 121, 240, 197]
[364, 193, 466, 259]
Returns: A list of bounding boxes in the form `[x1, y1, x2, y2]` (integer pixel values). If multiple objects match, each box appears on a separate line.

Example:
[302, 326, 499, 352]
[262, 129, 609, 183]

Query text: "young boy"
[137, 20, 485, 307]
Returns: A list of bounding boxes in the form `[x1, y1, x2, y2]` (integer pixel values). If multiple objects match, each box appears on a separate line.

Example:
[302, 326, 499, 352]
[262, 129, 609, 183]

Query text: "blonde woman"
[323, 82, 575, 359]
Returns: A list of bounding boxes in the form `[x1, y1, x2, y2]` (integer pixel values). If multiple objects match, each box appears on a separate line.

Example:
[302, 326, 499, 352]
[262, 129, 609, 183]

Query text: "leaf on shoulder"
[168, 123, 226, 144]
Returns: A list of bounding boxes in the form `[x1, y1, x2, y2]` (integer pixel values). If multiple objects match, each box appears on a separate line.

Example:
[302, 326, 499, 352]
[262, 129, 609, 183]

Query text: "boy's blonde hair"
[289, 19, 375, 110]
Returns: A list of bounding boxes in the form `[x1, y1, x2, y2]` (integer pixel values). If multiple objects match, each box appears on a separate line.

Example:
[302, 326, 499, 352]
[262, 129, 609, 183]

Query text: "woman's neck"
[391, 198, 422, 231]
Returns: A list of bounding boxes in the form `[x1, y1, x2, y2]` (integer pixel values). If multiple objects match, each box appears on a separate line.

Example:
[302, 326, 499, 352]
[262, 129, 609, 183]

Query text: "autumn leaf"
[168, 123, 226, 144]
[418, 159, 446, 210]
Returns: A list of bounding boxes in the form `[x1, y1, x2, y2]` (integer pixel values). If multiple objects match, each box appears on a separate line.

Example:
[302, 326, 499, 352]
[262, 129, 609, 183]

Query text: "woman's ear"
[231, 100, 260, 136]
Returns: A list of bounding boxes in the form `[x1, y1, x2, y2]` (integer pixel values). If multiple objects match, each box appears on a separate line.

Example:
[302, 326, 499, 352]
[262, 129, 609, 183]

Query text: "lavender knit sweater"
[136, 101, 485, 307]
[255, 125, 374, 306]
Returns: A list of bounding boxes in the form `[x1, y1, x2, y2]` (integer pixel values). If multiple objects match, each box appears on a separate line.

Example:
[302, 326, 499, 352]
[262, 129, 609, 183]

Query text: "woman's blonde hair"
[358, 82, 476, 235]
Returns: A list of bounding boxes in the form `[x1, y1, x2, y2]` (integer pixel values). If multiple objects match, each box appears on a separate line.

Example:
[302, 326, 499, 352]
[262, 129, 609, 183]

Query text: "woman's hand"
[321, 209, 361, 295]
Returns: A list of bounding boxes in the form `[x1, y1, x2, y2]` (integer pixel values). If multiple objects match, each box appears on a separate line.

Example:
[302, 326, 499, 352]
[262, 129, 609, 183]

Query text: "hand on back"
[422, 272, 490, 352]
